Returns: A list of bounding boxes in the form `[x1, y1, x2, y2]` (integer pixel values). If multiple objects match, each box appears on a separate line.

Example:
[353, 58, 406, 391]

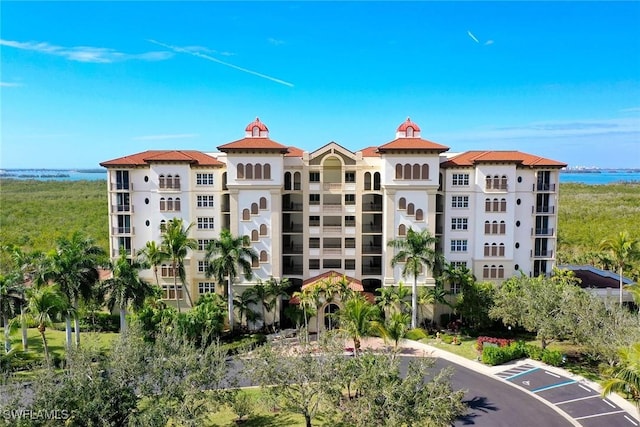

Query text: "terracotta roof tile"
[441, 150, 567, 168]
[397, 117, 421, 132]
[245, 117, 268, 132]
[217, 137, 289, 152]
[360, 146, 381, 157]
[377, 138, 449, 152]
[100, 150, 224, 167]
[302, 270, 364, 292]
[285, 146, 304, 157]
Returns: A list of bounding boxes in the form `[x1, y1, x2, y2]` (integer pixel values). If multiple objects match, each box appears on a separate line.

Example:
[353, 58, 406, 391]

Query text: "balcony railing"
[283, 266, 303, 275]
[112, 248, 134, 257]
[531, 250, 554, 258]
[283, 203, 303, 211]
[112, 205, 134, 213]
[322, 204, 343, 212]
[112, 227, 135, 235]
[323, 248, 342, 255]
[362, 266, 382, 275]
[532, 206, 555, 214]
[363, 204, 383, 212]
[322, 226, 342, 233]
[531, 228, 555, 236]
[362, 224, 383, 233]
[362, 245, 382, 254]
[323, 183, 343, 191]
[283, 223, 303, 233]
[111, 183, 132, 191]
[533, 183, 556, 192]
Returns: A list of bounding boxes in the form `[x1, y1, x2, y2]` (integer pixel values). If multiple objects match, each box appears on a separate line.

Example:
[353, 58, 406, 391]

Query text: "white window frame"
[452, 173, 470, 186]
[451, 196, 469, 208]
[451, 217, 468, 231]
[197, 217, 215, 229]
[450, 239, 468, 252]
[196, 173, 215, 185]
[197, 195, 215, 208]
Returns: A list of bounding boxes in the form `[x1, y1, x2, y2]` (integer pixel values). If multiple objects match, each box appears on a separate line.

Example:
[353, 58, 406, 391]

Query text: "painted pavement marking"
[625, 415, 639, 426]
[555, 395, 600, 406]
[531, 379, 576, 393]
[574, 410, 626, 420]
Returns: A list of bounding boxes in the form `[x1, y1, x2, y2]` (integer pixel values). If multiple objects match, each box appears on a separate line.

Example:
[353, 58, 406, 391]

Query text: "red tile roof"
[245, 117, 268, 132]
[302, 270, 364, 292]
[217, 137, 289, 153]
[100, 150, 224, 167]
[360, 146, 382, 157]
[377, 138, 449, 153]
[441, 150, 567, 168]
[285, 146, 304, 157]
[397, 117, 421, 132]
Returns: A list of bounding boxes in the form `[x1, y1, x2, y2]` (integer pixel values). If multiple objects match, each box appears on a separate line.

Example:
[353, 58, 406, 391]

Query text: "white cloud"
[620, 107, 640, 114]
[268, 38, 285, 46]
[484, 40, 494, 46]
[132, 133, 199, 141]
[0, 39, 173, 63]
[0, 81, 23, 87]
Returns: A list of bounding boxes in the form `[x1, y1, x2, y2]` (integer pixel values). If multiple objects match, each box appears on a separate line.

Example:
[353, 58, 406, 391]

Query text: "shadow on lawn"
[228, 413, 299, 426]
[457, 396, 499, 425]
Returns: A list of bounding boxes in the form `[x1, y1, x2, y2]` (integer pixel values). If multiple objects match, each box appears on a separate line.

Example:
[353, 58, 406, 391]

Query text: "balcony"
[112, 248, 134, 257]
[363, 204, 383, 212]
[533, 183, 556, 192]
[362, 224, 382, 233]
[283, 223, 303, 233]
[110, 182, 132, 191]
[322, 226, 342, 234]
[112, 227, 135, 235]
[531, 250, 554, 258]
[283, 244, 304, 254]
[283, 203, 303, 211]
[532, 206, 555, 214]
[362, 244, 382, 254]
[283, 265, 303, 275]
[112, 205, 134, 213]
[531, 228, 555, 236]
[323, 183, 343, 191]
[323, 248, 342, 255]
[322, 203, 343, 212]
[362, 266, 382, 275]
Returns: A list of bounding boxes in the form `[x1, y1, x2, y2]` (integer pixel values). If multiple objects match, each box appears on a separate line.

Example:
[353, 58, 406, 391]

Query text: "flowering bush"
[476, 336, 515, 352]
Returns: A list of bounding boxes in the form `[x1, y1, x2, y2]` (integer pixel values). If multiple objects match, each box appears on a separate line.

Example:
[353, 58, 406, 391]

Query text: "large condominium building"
[100, 117, 566, 326]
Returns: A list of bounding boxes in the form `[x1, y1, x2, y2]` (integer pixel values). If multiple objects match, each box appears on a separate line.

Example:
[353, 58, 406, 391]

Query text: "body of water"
[1, 169, 639, 185]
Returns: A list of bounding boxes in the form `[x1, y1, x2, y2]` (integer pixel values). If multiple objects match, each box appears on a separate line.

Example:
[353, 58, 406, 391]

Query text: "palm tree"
[390, 282, 412, 315]
[337, 294, 380, 356]
[103, 252, 158, 332]
[0, 273, 23, 353]
[417, 287, 435, 328]
[600, 231, 640, 305]
[48, 232, 106, 348]
[265, 277, 290, 331]
[387, 227, 441, 329]
[205, 229, 258, 331]
[601, 343, 640, 406]
[245, 281, 272, 331]
[233, 290, 260, 330]
[292, 288, 315, 343]
[371, 311, 411, 354]
[161, 218, 198, 312]
[26, 285, 67, 363]
[137, 240, 168, 287]
[375, 286, 395, 320]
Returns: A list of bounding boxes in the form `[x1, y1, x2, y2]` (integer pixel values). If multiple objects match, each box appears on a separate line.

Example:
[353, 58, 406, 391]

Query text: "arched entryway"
[324, 303, 340, 331]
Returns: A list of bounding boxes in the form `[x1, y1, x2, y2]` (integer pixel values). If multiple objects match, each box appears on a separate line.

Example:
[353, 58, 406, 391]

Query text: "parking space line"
[604, 399, 617, 408]
[574, 410, 625, 420]
[531, 379, 576, 393]
[625, 415, 639, 426]
[555, 395, 600, 405]
[544, 370, 561, 378]
[503, 367, 540, 380]
[579, 384, 592, 392]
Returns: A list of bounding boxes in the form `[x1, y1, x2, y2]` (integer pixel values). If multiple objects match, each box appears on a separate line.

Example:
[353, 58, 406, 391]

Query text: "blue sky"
[1, 1, 639, 169]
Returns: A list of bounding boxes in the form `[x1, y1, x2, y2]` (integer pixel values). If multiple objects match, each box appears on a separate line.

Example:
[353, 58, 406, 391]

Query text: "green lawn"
[418, 336, 480, 360]
[9, 327, 119, 361]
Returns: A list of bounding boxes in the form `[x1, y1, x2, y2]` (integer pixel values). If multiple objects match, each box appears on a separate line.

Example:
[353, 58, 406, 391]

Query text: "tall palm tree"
[103, 252, 158, 332]
[371, 311, 411, 354]
[265, 277, 290, 330]
[387, 227, 441, 329]
[390, 282, 412, 315]
[337, 294, 380, 356]
[600, 231, 640, 305]
[161, 218, 198, 312]
[137, 240, 168, 287]
[375, 286, 395, 320]
[26, 285, 67, 363]
[292, 288, 315, 343]
[417, 287, 435, 328]
[48, 232, 106, 348]
[601, 343, 640, 406]
[245, 281, 272, 331]
[233, 290, 260, 330]
[205, 229, 258, 331]
[0, 273, 23, 353]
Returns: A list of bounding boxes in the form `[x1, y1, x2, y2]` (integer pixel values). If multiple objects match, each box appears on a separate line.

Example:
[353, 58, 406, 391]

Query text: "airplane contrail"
[148, 39, 294, 87]
[467, 31, 480, 43]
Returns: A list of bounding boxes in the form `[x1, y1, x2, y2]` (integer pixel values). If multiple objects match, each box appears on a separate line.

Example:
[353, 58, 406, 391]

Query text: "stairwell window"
[450, 239, 468, 252]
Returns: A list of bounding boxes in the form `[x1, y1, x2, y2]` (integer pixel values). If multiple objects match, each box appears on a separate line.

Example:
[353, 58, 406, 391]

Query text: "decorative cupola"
[245, 117, 269, 138]
[396, 117, 421, 139]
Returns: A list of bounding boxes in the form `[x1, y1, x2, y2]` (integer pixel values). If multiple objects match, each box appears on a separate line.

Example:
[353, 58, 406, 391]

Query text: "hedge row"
[481, 341, 564, 366]
[475, 336, 515, 351]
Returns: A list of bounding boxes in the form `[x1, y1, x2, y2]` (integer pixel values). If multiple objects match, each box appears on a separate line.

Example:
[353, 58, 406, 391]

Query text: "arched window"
[245, 164, 253, 179]
[493, 175, 500, 189]
[293, 172, 301, 190]
[264, 164, 271, 179]
[254, 163, 262, 179]
[490, 265, 498, 279]
[174, 198, 181, 211]
[498, 265, 505, 278]
[252, 257, 259, 268]
[484, 243, 490, 256]
[260, 224, 267, 236]
[284, 172, 292, 190]
[491, 221, 499, 234]
[395, 164, 403, 179]
[501, 175, 508, 190]
[260, 250, 268, 262]
[415, 209, 424, 221]
[493, 198, 500, 212]
[421, 164, 429, 180]
[222, 172, 228, 190]
[500, 199, 507, 212]
[499, 221, 506, 234]
[237, 164, 245, 179]
[161, 264, 169, 277]
[499, 243, 505, 256]
[407, 203, 415, 215]
[173, 175, 181, 189]
[166, 175, 173, 189]
[251, 230, 259, 241]
[364, 172, 372, 190]
[485, 198, 491, 212]
[374, 172, 381, 190]
[483, 265, 490, 278]
[166, 198, 174, 211]
[252, 126, 260, 137]
[406, 126, 414, 137]
[160, 220, 166, 232]
[398, 224, 406, 236]
[485, 176, 492, 189]
[242, 209, 250, 221]
[259, 197, 267, 210]
[159, 174, 166, 189]
[413, 164, 421, 180]
[251, 203, 259, 215]
[404, 164, 412, 179]
[484, 221, 491, 234]
[398, 197, 406, 210]
[489, 243, 497, 256]
[159, 198, 166, 211]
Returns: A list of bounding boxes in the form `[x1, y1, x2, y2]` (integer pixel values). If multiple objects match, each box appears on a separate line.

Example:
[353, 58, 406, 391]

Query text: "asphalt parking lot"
[497, 363, 640, 427]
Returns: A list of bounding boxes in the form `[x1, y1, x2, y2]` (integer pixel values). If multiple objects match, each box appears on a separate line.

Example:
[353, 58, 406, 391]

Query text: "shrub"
[221, 334, 266, 356]
[476, 336, 515, 352]
[524, 344, 544, 361]
[541, 349, 564, 366]
[405, 328, 428, 341]
[441, 334, 454, 344]
[80, 312, 120, 332]
[482, 343, 526, 366]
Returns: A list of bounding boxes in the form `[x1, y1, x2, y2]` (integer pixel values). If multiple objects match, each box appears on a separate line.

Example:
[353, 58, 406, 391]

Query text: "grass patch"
[418, 335, 480, 360]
